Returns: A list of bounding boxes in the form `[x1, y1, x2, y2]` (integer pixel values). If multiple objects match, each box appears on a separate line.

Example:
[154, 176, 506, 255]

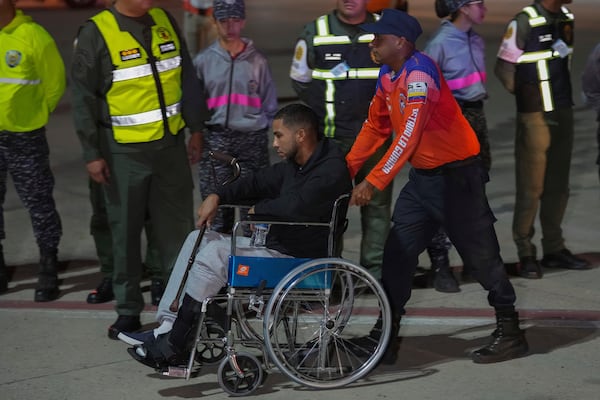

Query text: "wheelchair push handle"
[209, 151, 241, 186]
[209, 150, 236, 164]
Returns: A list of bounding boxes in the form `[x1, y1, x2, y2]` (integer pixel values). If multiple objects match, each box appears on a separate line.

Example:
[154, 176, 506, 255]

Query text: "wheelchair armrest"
[245, 213, 295, 223]
[228, 193, 350, 258]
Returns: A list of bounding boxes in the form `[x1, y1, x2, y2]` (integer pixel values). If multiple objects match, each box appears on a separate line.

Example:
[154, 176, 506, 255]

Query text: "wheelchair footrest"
[161, 366, 190, 378]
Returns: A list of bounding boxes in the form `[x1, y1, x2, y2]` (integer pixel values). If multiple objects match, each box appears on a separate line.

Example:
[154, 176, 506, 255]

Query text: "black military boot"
[471, 310, 529, 364]
[372, 313, 402, 365]
[87, 276, 114, 304]
[431, 255, 460, 293]
[34, 249, 60, 302]
[348, 312, 402, 365]
[427, 231, 459, 293]
[0, 245, 8, 294]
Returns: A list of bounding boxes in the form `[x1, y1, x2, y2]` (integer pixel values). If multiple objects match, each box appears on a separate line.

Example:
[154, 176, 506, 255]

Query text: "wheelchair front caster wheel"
[217, 352, 263, 396]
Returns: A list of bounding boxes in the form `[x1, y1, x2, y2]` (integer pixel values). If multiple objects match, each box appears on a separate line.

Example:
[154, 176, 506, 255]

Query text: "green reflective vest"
[91, 8, 185, 143]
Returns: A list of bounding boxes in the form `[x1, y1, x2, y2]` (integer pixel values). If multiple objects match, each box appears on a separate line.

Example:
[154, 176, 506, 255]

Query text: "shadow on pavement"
[412, 251, 600, 289]
[146, 320, 598, 396]
[388, 323, 598, 371]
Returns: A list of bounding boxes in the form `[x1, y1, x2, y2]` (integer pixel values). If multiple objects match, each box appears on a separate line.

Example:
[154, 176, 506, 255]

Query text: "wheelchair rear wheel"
[263, 258, 391, 389]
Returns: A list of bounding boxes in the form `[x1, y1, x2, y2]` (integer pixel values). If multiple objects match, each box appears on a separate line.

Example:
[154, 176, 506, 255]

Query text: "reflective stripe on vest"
[111, 103, 181, 126]
[312, 14, 379, 137]
[112, 56, 181, 82]
[0, 78, 41, 85]
[516, 6, 574, 112]
[91, 9, 185, 143]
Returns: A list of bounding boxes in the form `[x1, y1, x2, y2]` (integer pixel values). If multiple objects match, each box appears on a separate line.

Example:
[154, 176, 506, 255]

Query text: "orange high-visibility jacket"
[346, 50, 480, 191]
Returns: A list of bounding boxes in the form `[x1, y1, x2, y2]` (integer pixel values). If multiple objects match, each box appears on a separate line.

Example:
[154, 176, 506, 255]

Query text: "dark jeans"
[381, 161, 516, 315]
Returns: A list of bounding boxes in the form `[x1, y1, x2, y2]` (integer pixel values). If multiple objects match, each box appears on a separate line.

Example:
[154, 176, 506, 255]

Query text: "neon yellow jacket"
[0, 10, 65, 132]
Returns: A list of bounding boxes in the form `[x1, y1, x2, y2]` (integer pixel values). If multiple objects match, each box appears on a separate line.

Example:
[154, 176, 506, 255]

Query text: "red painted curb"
[2, 300, 599, 321]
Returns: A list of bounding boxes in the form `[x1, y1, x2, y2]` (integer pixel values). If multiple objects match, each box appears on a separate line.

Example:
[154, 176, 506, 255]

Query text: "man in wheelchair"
[122, 103, 352, 369]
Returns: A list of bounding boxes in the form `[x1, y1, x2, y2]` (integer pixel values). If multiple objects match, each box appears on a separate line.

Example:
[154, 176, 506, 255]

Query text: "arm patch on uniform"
[407, 82, 427, 104]
[497, 20, 523, 63]
[290, 40, 312, 83]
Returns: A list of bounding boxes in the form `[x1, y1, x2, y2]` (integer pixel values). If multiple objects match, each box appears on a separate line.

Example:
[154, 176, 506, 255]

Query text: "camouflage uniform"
[0, 129, 62, 254]
[462, 106, 491, 171]
[198, 128, 269, 233]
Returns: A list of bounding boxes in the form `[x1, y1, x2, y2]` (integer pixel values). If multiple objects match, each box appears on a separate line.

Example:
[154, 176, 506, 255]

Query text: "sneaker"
[432, 268, 460, 293]
[108, 315, 141, 340]
[118, 329, 155, 346]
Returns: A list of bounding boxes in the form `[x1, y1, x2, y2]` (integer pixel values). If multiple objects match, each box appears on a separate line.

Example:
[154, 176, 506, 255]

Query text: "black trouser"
[382, 161, 516, 315]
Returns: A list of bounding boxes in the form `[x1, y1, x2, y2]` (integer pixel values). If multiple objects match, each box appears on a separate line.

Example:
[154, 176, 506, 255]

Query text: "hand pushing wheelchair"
[153, 154, 393, 396]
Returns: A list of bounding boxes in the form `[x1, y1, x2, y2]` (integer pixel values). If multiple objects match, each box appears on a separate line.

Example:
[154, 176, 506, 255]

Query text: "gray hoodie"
[424, 20, 487, 103]
[193, 38, 278, 132]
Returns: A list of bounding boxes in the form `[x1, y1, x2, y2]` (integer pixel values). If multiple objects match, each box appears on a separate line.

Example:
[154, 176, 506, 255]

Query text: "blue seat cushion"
[228, 256, 330, 289]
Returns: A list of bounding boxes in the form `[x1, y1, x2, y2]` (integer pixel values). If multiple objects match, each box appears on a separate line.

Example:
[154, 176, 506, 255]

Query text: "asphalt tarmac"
[1, 1, 599, 399]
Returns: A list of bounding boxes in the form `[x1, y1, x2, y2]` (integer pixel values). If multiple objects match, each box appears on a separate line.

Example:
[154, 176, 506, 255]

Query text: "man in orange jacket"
[347, 9, 528, 365]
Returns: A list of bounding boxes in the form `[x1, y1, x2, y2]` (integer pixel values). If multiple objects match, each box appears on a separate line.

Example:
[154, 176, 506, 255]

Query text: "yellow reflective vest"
[0, 10, 65, 132]
[91, 8, 185, 143]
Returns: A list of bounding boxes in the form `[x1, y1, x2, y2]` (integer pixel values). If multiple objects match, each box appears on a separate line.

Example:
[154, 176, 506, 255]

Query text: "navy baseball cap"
[359, 9, 423, 43]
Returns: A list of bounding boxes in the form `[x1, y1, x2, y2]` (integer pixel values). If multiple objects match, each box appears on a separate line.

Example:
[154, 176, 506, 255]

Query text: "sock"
[153, 320, 173, 338]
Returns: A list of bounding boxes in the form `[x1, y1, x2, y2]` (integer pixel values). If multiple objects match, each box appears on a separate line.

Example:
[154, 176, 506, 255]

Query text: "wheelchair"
[160, 192, 392, 395]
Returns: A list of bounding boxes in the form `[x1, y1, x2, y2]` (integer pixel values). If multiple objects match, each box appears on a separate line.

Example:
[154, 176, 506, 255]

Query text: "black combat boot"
[0, 244, 7, 294]
[87, 276, 114, 304]
[427, 230, 459, 293]
[431, 255, 460, 293]
[471, 310, 529, 364]
[372, 313, 402, 365]
[348, 312, 401, 365]
[34, 249, 60, 302]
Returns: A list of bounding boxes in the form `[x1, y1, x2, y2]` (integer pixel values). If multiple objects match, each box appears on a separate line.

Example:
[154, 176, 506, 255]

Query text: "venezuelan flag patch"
[407, 82, 427, 104]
